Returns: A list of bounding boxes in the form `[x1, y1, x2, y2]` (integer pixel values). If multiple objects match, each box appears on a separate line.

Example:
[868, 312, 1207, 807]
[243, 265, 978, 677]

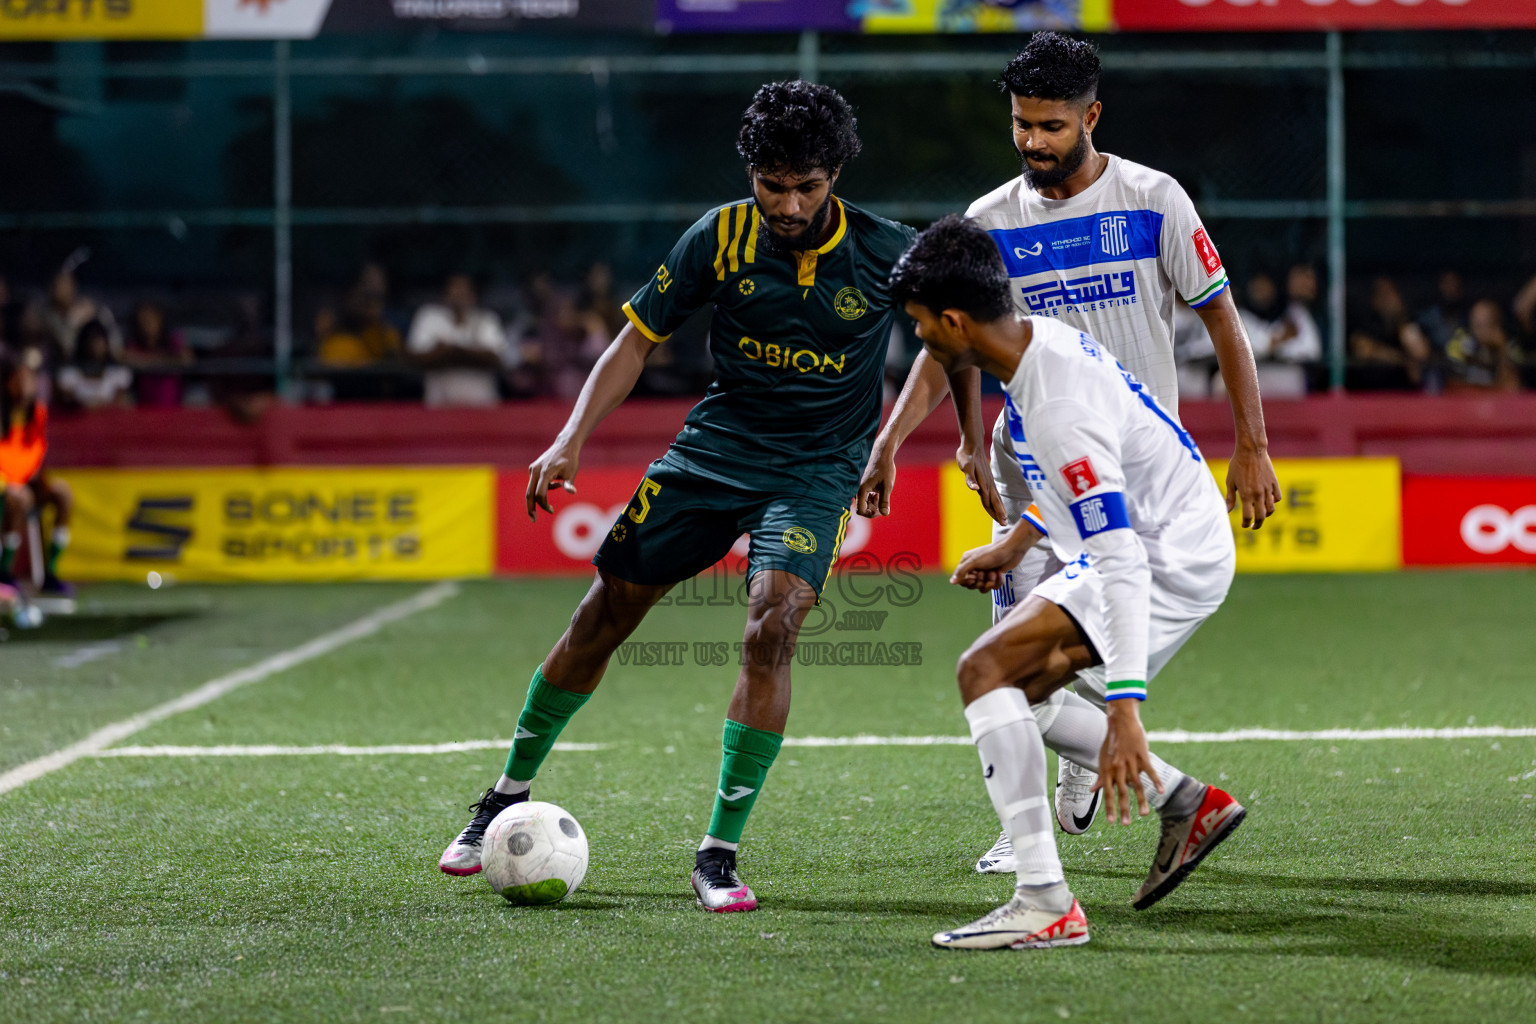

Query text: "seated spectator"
[121, 302, 191, 409]
[531, 288, 607, 399]
[1, 348, 73, 594]
[407, 274, 508, 408]
[1348, 276, 1432, 390]
[1514, 270, 1536, 389]
[56, 320, 132, 410]
[207, 295, 276, 424]
[1444, 299, 1521, 393]
[578, 262, 627, 340]
[1417, 269, 1468, 353]
[317, 279, 402, 368]
[40, 264, 119, 362]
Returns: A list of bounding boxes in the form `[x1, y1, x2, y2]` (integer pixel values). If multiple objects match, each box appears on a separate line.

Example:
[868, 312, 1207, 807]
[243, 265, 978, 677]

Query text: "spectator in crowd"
[0, 274, 26, 355]
[1417, 269, 1469, 353]
[317, 273, 402, 368]
[1444, 298, 1521, 393]
[578, 262, 627, 340]
[1348, 276, 1432, 390]
[40, 266, 119, 361]
[528, 284, 607, 399]
[1514, 271, 1536, 389]
[0, 347, 73, 594]
[207, 295, 276, 424]
[56, 320, 133, 410]
[122, 302, 192, 409]
[407, 273, 509, 407]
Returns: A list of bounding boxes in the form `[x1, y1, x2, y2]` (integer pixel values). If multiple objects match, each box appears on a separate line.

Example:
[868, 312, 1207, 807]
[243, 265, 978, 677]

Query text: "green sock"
[0, 536, 17, 575]
[46, 529, 68, 576]
[706, 719, 784, 844]
[503, 667, 592, 782]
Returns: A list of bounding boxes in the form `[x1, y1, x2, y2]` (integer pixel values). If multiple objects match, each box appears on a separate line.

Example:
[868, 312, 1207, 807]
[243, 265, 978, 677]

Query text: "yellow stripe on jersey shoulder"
[622, 301, 670, 343]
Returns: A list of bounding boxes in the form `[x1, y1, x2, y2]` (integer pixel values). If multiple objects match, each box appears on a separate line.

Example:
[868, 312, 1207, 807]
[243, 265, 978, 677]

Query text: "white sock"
[493, 775, 530, 796]
[964, 687, 1065, 893]
[1034, 687, 1188, 812]
[698, 836, 738, 853]
[2, 532, 18, 551]
[51, 526, 69, 547]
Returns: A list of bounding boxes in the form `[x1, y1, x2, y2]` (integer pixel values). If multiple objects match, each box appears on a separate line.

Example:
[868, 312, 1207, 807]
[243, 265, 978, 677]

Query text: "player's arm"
[857, 349, 1004, 522]
[948, 514, 1041, 592]
[1164, 186, 1281, 530]
[1196, 290, 1281, 530]
[526, 322, 660, 518]
[1033, 398, 1159, 824]
[528, 213, 715, 519]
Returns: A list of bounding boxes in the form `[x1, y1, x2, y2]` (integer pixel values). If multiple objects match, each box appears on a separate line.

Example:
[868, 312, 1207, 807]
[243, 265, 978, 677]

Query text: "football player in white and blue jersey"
[859, 32, 1279, 869]
[892, 215, 1246, 950]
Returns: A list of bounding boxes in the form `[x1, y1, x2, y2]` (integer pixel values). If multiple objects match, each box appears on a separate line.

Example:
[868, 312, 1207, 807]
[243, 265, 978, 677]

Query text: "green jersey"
[624, 196, 917, 497]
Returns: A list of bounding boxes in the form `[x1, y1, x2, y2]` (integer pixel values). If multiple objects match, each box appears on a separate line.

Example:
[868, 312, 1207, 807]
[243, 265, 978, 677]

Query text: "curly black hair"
[889, 215, 1013, 324]
[999, 31, 1101, 105]
[736, 81, 862, 177]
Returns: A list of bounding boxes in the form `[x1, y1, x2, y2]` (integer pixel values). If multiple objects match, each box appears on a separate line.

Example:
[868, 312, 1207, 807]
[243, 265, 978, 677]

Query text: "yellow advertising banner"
[56, 467, 493, 582]
[1208, 457, 1401, 572]
[0, 0, 202, 40]
[940, 457, 1402, 574]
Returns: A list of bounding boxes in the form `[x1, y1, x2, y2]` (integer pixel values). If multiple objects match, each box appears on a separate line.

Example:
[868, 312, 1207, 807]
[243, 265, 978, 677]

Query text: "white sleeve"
[406, 308, 437, 353]
[475, 312, 507, 354]
[1278, 303, 1322, 362]
[1159, 181, 1230, 311]
[1031, 397, 1151, 699]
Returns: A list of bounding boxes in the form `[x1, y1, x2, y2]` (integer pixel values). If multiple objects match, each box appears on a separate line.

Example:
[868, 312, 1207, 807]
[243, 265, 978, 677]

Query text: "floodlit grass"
[2, 574, 1534, 1023]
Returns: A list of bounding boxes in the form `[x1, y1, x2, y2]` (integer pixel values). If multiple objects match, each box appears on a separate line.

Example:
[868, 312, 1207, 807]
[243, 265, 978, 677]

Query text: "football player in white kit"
[859, 32, 1279, 872]
[890, 215, 1246, 950]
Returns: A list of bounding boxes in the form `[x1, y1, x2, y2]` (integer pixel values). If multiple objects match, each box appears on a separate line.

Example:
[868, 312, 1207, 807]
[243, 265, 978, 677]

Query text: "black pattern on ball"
[558, 817, 579, 838]
[508, 831, 535, 855]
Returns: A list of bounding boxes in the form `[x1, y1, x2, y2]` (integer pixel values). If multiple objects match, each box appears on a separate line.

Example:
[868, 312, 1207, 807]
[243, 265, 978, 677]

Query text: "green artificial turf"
[2, 573, 1534, 1023]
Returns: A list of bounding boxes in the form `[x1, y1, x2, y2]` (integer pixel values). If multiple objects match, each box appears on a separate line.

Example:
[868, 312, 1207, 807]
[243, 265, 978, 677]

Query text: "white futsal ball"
[480, 801, 588, 905]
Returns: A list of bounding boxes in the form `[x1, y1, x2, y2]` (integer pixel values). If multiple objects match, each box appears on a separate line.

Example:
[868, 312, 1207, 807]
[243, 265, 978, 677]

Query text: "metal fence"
[2, 30, 1534, 392]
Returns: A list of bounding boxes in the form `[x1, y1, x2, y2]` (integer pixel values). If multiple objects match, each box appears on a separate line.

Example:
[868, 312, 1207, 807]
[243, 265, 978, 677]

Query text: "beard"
[755, 191, 836, 253]
[1019, 125, 1090, 190]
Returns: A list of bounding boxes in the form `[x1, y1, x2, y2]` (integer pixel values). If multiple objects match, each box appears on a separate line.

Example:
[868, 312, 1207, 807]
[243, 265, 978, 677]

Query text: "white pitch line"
[70, 725, 1536, 761]
[785, 726, 1536, 747]
[94, 741, 603, 758]
[0, 581, 461, 797]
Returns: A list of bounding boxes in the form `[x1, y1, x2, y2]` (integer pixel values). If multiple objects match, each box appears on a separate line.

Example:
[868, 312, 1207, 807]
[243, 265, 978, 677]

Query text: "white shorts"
[1031, 507, 1236, 690]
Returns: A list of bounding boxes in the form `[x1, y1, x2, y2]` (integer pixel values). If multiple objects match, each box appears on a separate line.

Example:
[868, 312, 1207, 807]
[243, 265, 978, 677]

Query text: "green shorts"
[592, 454, 853, 597]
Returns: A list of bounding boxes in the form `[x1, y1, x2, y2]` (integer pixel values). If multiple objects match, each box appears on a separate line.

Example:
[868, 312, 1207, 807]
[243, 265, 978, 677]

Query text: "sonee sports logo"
[1460, 504, 1536, 555]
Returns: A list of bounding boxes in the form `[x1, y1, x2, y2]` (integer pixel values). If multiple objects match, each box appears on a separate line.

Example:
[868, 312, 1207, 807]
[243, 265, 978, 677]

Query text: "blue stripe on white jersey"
[988, 210, 1163, 277]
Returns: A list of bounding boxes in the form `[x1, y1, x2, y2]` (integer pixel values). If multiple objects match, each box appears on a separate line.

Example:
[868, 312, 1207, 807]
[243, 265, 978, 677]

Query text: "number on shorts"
[628, 477, 662, 524]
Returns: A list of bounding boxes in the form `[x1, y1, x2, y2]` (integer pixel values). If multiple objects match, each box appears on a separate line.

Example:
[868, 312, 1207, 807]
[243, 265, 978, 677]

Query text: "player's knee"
[739, 612, 793, 672]
[46, 478, 73, 513]
[956, 644, 1008, 703]
[5, 485, 34, 515]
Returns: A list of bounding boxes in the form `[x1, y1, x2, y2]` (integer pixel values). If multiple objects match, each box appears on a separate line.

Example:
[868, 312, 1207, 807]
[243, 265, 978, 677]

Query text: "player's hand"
[1225, 443, 1281, 530]
[857, 449, 897, 519]
[526, 439, 580, 520]
[957, 444, 1007, 526]
[1094, 700, 1162, 825]
[949, 538, 1025, 592]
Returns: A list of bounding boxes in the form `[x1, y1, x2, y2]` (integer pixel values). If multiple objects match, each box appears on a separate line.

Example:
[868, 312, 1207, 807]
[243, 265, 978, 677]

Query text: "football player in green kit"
[438, 81, 920, 912]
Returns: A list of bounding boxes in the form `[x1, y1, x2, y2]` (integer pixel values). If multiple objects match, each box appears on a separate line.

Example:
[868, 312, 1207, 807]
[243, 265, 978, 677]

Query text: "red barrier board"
[495, 465, 942, 577]
[1402, 476, 1536, 566]
[1115, 0, 1533, 31]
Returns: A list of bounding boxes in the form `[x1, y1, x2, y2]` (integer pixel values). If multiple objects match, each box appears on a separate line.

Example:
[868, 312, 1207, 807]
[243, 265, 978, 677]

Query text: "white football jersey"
[1004, 316, 1231, 690]
[967, 154, 1229, 415]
